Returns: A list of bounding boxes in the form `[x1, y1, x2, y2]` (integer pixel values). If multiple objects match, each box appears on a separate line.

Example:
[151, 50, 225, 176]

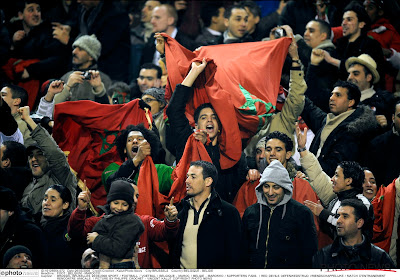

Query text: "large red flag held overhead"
[163, 34, 291, 169]
[53, 100, 153, 209]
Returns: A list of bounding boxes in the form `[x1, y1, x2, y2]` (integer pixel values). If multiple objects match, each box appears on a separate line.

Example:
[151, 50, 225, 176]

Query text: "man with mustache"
[53, 35, 112, 105]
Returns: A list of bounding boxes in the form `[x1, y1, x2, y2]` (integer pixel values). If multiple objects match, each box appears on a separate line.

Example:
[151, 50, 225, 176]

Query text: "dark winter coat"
[170, 189, 242, 268]
[76, 2, 130, 82]
[242, 191, 318, 268]
[92, 206, 144, 260]
[7, 20, 70, 80]
[365, 129, 400, 187]
[302, 98, 378, 177]
[40, 211, 82, 268]
[312, 236, 395, 269]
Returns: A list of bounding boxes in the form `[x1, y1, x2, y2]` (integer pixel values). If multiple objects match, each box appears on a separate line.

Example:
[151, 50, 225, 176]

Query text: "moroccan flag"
[52, 100, 153, 208]
[372, 180, 397, 253]
[163, 34, 291, 169]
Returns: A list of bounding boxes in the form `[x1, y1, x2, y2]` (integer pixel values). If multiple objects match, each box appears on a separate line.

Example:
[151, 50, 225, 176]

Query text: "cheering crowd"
[1, 0, 400, 270]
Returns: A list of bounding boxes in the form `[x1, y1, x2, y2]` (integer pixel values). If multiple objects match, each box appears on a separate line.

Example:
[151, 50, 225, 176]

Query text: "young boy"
[87, 180, 145, 268]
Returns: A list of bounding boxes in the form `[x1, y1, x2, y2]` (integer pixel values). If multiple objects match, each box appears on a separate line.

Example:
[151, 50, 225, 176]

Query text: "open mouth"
[364, 189, 374, 194]
[206, 125, 214, 133]
[132, 147, 138, 153]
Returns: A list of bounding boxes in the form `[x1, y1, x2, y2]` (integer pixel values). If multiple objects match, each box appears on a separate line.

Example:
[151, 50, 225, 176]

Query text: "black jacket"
[141, 30, 200, 65]
[7, 20, 70, 80]
[39, 211, 82, 268]
[336, 34, 386, 88]
[170, 189, 241, 268]
[92, 206, 144, 260]
[242, 199, 318, 268]
[166, 84, 248, 202]
[302, 98, 377, 177]
[364, 129, 400, 187]
[76, 2, 130, 82]
[312, 236, 395, 269]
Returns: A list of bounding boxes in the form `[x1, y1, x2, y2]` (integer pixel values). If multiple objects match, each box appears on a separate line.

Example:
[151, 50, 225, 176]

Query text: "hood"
[255, 160, 293, 208]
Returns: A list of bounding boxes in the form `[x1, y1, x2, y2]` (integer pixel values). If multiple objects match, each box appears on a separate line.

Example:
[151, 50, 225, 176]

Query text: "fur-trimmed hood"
[346, 105, 378, 136]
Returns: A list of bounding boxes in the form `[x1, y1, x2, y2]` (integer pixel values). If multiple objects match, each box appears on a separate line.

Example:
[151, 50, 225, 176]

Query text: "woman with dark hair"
[39, 184, 82, 268]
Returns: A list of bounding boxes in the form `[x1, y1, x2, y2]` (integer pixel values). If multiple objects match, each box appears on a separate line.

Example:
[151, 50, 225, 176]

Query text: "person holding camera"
[50, 35, 112, 106]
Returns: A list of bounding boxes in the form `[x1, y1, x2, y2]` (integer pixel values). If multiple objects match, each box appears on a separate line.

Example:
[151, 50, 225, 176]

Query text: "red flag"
[135, 156, 160, 217]
[163, 34, 291, 169]
[52, 100, 152, 208]
[372, 180, 397, 253]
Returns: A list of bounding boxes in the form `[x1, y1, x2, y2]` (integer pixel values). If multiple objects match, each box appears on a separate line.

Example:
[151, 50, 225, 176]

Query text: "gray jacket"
[21, 125, 77, 214]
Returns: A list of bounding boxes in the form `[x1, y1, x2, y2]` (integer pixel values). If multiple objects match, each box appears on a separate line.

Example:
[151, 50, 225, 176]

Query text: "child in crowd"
[87, 180, 144, 269]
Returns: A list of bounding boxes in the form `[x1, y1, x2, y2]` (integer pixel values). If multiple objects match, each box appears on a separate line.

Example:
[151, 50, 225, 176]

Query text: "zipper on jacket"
[264, 207, 274, 268]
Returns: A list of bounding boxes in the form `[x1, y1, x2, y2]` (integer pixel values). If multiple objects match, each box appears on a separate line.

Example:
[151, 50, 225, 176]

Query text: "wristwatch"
[297, 146, 307, 153]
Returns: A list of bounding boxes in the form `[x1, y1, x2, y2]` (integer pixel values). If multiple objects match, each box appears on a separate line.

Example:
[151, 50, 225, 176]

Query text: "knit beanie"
[2, 245, 32, 268]
[0, 187, 18, 212]
[72, 35, 102, 61]
[107, 180, 134, 207]
[258, 160, 293, 193]
[142, 88, 166, 106]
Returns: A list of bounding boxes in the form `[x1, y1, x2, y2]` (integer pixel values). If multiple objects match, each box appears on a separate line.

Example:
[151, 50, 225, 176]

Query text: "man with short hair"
[242, 1, 262, 41]
[242, 160, 318, 268]
[170, 160, 241, 268]
[364, 0, 400, 91]
[324, 1, 385, 83]
[312, 199, 395, 269]
[6, 0, 70, 83]
[301, 80, 377, 177]
[299, 20, 339, 112]
[297, 128, 373, 241]
[18, 106, 77, 216]
[130, 63, 162, 100]
[223, 4, 252, 44]
[135, 1, 162, 44]
[346, 54, 394, 128]
[1, 85, 34, 146]
[195, 1, 225, 46]
[141, 4, 198, 66]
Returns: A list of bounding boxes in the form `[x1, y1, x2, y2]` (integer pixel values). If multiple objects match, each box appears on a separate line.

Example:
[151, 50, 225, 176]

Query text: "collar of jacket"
[180, 188, 222, 213]
[330, 235, 371, 261]
[337, 188, 361, 201]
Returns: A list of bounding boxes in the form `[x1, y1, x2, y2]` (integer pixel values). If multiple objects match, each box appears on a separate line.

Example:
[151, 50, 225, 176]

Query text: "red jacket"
[68, 208, 179, 268]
